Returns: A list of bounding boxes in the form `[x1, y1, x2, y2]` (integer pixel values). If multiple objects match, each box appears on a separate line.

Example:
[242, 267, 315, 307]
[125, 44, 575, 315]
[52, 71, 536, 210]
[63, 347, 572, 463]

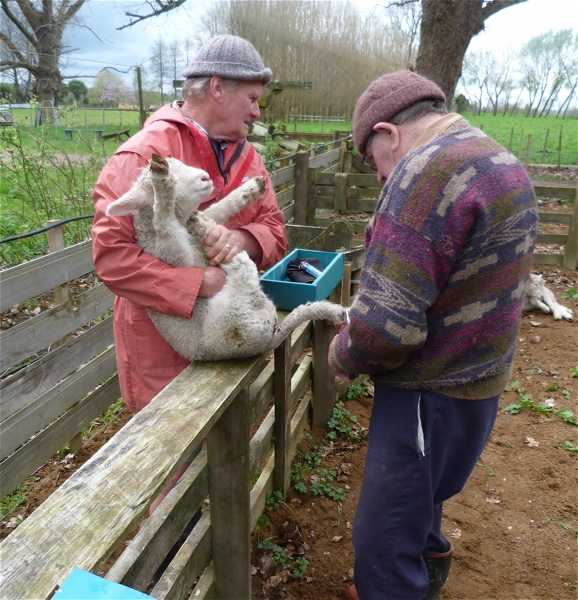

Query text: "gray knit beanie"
[182, 35, 272, 83]
[353, 70, 446, 154]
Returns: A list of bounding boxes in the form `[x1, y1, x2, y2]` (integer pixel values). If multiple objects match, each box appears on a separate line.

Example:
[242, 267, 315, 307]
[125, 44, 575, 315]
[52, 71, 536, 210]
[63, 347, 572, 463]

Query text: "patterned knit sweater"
[331, 117, 538, 399]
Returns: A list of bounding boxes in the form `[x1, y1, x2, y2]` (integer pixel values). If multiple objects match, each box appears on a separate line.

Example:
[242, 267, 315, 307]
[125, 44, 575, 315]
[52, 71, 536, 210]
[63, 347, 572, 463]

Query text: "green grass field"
[4, 107, 577, 166]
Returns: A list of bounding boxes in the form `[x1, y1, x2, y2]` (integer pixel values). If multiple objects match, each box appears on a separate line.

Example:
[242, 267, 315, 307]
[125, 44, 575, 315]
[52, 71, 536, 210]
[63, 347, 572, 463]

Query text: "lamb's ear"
[106, 186, 151, 216]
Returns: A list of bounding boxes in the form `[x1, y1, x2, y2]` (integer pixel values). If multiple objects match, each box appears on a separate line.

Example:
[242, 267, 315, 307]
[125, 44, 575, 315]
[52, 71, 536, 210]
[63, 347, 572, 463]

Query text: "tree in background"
[0, 0, 85, 122]
[199, 0, 398, 120]
[519, 29, 576, 118]
[415, 0, 527, 103]
[91, 71, 135, 108]
[460, 29, 577, 117]
[68, 79, 88, 104]
[148, 37, 169, 104]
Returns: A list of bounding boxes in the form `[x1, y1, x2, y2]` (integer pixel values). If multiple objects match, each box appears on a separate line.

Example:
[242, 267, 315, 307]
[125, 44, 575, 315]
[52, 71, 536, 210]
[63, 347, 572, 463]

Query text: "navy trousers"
[352, 383, 499, 599]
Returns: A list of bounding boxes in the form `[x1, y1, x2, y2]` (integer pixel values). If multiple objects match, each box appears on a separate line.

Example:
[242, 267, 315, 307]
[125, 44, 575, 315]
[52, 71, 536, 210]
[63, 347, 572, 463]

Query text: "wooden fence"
[0, 228, 367, 600]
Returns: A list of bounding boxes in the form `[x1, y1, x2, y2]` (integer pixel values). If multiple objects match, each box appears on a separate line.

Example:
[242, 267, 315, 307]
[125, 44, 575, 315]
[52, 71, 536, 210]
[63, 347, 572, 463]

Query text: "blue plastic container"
[260, 249, 345, 310]
[55, 568, 153, 599]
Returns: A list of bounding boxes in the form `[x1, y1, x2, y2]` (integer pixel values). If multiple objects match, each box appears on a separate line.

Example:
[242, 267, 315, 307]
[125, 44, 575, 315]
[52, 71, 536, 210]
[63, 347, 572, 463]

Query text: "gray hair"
[389, 99, 448, 126]
[182, 76, 241, 102]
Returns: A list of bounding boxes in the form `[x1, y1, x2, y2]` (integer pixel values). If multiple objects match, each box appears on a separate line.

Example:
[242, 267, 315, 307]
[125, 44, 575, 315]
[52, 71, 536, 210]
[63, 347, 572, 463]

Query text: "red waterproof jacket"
[92, 105, 287, 412]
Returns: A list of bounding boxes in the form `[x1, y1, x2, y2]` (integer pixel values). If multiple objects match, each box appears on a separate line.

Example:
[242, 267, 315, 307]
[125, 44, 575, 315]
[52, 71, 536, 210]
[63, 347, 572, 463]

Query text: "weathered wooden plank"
[275, 186, 294, 210]
[286, 224, 325, 249]
[0, 375, 120, 497]
[563, 192, 578, 270]
[0, 357, 262, 599]
[536, 233, 570, 245]
[0, 316, 114, 411]
[532, 179, 577, 199]
[107, 449, 208, 590]
[308, 147, 341, 169]
[152, 513, 212, 600]
[274, 339, 292, 493]
[0, 240, 94, 311]
[207, 386, 251, 600]
[282, 204, 294, 223]
[190, 564, 214, 600]
[270, 164, 295, 187]
[538, 212, 572, 225]
[249, 355, 312, 478]
[532, 253, 563, 266]
[0, 283, 114, 372]
[311, 320, 338, 427]
[1, 347, 117, 460]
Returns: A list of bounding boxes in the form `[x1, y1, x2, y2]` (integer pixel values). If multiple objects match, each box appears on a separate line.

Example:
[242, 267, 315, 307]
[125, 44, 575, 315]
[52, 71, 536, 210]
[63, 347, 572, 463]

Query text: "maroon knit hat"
[353, 70, 446, 154]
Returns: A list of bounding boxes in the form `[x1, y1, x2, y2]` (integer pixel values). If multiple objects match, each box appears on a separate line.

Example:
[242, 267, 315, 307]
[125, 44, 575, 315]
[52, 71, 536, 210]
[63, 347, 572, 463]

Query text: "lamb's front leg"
[203, 176, 266, 224]
[187, 210, 218, 245]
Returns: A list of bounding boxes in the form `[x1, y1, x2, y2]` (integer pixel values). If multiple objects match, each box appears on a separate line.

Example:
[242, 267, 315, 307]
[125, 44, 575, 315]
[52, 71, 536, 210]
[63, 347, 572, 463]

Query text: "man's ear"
[373, 122, 401, 151]
[209, 76, 225, 104]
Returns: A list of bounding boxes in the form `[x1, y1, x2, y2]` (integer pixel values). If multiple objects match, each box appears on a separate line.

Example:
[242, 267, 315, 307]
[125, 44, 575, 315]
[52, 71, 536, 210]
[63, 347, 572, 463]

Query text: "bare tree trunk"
[416, 0, 527, 105]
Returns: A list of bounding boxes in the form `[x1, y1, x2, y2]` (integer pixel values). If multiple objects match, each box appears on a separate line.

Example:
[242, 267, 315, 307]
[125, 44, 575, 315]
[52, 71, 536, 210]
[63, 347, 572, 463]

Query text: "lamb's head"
[106, 154, 213, 220]
[526, 273, 546, 298]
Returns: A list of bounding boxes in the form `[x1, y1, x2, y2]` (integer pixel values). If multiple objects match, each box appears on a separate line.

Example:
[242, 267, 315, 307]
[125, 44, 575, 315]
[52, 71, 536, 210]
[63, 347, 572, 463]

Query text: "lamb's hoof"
[150, 153, 169, 176]
[241, 176, 266, 203]
[187, 210, 215, 239]
[252, 176, 266, 197]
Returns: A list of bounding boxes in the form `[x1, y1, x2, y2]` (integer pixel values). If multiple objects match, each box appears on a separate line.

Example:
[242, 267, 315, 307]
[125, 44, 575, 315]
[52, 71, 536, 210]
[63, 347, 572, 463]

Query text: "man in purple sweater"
[329, 71, 538, 600]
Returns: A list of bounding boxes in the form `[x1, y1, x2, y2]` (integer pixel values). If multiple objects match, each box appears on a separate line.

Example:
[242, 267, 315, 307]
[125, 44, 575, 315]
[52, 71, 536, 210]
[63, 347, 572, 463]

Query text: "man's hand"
[328, 334, 355, 382]
[203, 224, 241, 266]
[198, 265, 226, 298]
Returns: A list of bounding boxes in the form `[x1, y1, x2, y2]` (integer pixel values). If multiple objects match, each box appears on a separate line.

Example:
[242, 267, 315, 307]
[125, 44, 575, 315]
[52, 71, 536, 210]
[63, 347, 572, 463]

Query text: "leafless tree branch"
[117, 0, 187, 30]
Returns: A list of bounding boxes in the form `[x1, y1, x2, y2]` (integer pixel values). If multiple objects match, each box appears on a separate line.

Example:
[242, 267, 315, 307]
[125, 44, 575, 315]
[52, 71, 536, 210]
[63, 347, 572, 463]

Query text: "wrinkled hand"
[198, 265, 226, 298]
[328, 334, 355, 382]
[203, 224, 242, 266]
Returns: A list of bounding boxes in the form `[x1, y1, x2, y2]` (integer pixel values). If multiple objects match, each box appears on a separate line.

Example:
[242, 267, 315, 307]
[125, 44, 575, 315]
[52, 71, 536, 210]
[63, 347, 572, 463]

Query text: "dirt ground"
[1, 166, 576, 599]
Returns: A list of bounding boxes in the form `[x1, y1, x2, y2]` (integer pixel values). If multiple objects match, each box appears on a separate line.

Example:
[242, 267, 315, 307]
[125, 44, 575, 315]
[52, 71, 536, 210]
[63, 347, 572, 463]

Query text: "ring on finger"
[225, 243, 232, 249]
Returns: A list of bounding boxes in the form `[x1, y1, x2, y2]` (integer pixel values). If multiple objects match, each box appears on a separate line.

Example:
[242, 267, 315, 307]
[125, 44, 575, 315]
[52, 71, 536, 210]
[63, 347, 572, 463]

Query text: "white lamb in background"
[523, 273, 573, 321]
[106, 154, 345, 362]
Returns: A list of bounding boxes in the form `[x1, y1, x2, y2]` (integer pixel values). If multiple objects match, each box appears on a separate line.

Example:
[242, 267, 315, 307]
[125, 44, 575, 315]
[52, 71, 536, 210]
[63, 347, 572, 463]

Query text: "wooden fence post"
[306, 167, 317, 226]
[293, 151, 309, 225]
[557, 126, 563, 169]
[273, 339, 292, 493]
[207, 386, 251, 600]
[562, 189, 578, 270]
[524, 135, 532, 167]
[311, 320, 337, 428]
[47, 221, 82, 454]
[334, 172, 348, 214]
[541, 129, 550, 163]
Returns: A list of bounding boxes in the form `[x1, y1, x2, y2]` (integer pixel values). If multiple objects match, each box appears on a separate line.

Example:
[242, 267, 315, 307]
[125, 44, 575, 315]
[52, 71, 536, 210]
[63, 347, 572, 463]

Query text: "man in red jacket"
[92, 35, 287, 509]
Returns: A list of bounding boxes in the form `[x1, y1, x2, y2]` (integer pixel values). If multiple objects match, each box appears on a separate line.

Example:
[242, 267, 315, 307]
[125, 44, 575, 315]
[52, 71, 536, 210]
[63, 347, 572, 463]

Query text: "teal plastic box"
[55, 567, 153, 599]
[260, 249, 344, 310]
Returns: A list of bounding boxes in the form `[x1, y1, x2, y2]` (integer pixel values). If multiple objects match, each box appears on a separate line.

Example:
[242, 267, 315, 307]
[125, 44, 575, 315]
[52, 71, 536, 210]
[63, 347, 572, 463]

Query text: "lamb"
[523, 273, 573, 321]
[106, 154, 345, 363]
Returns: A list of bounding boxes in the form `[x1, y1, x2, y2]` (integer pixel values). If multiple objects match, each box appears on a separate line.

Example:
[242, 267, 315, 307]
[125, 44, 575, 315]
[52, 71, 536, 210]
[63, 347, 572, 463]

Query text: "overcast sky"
[63, 0, 577, 85]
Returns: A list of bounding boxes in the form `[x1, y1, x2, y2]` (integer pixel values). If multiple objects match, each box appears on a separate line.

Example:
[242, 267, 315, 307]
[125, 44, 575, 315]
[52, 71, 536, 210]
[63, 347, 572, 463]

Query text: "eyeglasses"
[361, 132, 377, 171]
[362, 153, 377, 172]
